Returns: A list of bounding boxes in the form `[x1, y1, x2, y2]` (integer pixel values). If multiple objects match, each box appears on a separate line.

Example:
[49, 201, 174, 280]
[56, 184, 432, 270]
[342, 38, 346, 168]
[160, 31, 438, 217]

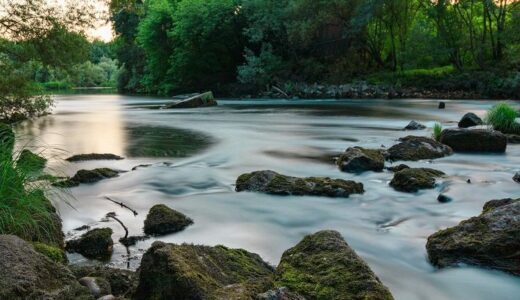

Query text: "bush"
[432, 122, 443, 141]
[485, 102, 520, 134]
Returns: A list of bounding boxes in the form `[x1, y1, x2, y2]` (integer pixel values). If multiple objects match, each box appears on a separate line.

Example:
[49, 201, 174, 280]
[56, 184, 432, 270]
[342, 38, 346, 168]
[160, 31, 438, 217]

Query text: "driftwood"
[105, 212, 128, 240]
[105, 196, 138, 216]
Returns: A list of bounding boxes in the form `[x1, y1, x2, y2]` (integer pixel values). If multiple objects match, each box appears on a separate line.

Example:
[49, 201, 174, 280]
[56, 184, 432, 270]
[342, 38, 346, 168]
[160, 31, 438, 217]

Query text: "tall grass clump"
[0, 123, 62, 246]
[485, 102, 520, 134]
[432, 122, 443, 141]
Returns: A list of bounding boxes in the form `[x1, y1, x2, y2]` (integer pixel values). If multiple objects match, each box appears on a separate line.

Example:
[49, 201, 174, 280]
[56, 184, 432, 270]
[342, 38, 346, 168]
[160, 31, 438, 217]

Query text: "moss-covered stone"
[66, 228, 113, 260]
[386, 136, 452, 161]
[143, 204, 193, 236]
[164, 91, 218, 109]
[32, 242, 68, 264]
[133, 241, 274, 300]
[236, 170, 364, 198]
[274, 230, 393, 300]
[55, 168, 120, 187]
[70, 265, 137, 297]
[426, 198, 520, 275]
[386, 164, 410, 173]
[66, 153, 124, 162]
[17, 149, 47, 172]
[337, 147, 385, 173]
[390, 168, 445, 193]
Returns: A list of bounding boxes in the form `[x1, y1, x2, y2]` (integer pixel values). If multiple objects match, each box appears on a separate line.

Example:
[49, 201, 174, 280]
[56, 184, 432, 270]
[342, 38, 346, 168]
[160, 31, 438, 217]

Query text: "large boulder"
[0, 235, 91, 299]
[66, 153, 124, 162]
[390, 168, 445, 193]
[56, 168, 120, 187]
[439, 129, 507, 153]
[458, 112, 483, 128]
[66, 228, 113, 260]
[164, 92, 217, 109]
[274, 230, 393, 300]
[133, 242, 274, 300]
[386, 136, 452, 161]
[236, 170, 364, 198]
[336, 147, 385, 173]
[426, 198, 520, 275]
[143, 204, 193, 236]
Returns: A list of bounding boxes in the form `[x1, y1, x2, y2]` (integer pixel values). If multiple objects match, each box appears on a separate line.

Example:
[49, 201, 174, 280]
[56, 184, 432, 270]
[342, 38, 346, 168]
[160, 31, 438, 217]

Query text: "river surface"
[15, 95, 520, 300]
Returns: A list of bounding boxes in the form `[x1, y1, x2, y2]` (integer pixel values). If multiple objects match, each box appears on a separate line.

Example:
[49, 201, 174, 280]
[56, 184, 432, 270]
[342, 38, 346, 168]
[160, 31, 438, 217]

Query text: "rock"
[513, 173, 520, 183]
[437, 194, 453, 203]
[133, 241, 274, 300]
[119, 235, 149, 247]
[426, 198, 520, 275]
[70, 265, 137, 297]
[79, 277, 111, 298]
[386, 164, 410, 172]
[66, 228, 113, 260]
[32, 242, 68, 264]
[56, 168, 120, 187]
[16, 149, 47, 172]
[506, 134, 520, 144]
[256, 287, 305, 300]
[236, 170, 364, 198]
[386, 136, 453, 161]
[390, 168, 445, 193]
[336, 147, 385, 173]
[438, 102, 446, 109]
[143, 204, 193, 236]
[274, 230, 393, 300]
[75, 225, 91, 231]
[458, 112, 483, 128]
[66, 153, 124, 162]
[404, 120, 426, 130]
[164, 91, 217, 109]
[97, 295, 116, 300]
[439, 129, 507, 153]
[0, 235, 91, 299]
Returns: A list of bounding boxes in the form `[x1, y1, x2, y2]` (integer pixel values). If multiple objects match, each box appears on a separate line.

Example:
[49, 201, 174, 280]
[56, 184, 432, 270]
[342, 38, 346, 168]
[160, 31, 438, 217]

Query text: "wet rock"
[458, 112, 483, 128]
[66, 228, 113, 260]
[274, 230, 393, 300]
[386, 136, 453, 161]
[437, 194, 453, 203]
[337, 147, 385, 173]
[133, 241, 274, 300]
[513, 173, 520, 183]
[75, 225, 91, 231]
[256, 287, 305, 300]
[79, 277, 111, 298]
[56, 168, 120, 187]
[506, 134, 520, 144]
[70, 265, 137, 297]
[236, 170, 364, 198]
[0, 235, 91, 299]
[119, 235, 149, 247]
[390, 168, 445, 193]
[440, 129, 507, 153]
[404, 120, 426, 130]
[66, 153, 124, 162]
[426, 198, 520, 275]
[16, 149, 47, 172]
[386, 164, 410, 172]
[164, 91, 217, 109]
[438, 102, 446, 109]
[143, 204, 193, 236]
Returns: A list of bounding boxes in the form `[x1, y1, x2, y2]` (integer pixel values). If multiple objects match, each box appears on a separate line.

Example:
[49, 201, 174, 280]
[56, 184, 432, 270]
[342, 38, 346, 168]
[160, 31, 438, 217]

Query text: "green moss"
[235, 173, 255, 190]
[32, 242, 67, 264]
[144, 204, 193, 236]
[390, 168, 445, 193]
[66, 228, 113, 260]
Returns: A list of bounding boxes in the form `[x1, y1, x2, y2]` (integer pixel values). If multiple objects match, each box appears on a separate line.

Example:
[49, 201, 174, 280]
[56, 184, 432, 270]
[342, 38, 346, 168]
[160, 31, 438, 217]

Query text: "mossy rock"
[70, 265, 138, 297]
[236, 170, 364, 198]
[143, 204, 193, 236]
[337, 147, 385, 173]
[386, 136, 452, 161]
[0, 123, 14, 156]
[66, 153, 124, 162]
[133, 241, 274, 300]
[32, 242, 68, 264]
[66, 228, 113, 260]
[17, 149, 47, 172]
[274, 230, 394, 300]
[390, 168, 445, 193]
[426, 198, 520, 276]
[55, 168, 120, 187]
[78, 277, 111, 298]
[439, 128, 507, 153]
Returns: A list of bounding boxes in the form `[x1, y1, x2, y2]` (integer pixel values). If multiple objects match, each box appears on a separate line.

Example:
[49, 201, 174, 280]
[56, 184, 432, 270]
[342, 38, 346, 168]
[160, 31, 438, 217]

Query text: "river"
[15, 95, 520, 300]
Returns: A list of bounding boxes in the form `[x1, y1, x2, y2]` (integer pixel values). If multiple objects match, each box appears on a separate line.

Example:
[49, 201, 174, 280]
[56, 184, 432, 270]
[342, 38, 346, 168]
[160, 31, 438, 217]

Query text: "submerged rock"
[66, 153, 124, 162]
[386, 136, 453, 161]
[514, 173, 520, 183]
[426, 198, 520, 275]
[390, 168, 445, 193]
[274, 230, 393, 300]
[164, 91, 217, 109]
[236, 170, 364, 198]
[66, 228, 113, 260]
[16, 149, 47, 172]
[438, 102, 446, 109]
[0, 235, 91, 299]
[437, 194, 453, 203]
[56, 168, 120, 187]
[439, 129, 507, 153]
[506, 134, 520, 144]
[337, 147, 385, 173]
[458, 112, 483, 128]
[133, 241, 274, 300]
[70, 265, 137, 297]
[143, 204, 193, 236]
[119, 235, 149, 247]
[404, 120, 426, 130]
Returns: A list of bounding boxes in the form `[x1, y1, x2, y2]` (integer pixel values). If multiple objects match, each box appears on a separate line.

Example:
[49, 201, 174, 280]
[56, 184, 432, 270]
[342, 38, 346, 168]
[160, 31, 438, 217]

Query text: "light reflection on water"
[15, 95, 520, 300]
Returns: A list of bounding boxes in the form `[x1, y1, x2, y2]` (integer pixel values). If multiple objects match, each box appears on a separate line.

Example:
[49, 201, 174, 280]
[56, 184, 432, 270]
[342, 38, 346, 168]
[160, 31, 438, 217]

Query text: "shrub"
[432, 122, 443, 141]
[485, 102, 520, 134]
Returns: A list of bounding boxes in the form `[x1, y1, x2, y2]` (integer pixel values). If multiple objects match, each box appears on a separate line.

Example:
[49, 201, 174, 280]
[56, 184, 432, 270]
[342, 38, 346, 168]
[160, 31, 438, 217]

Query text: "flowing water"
[15, 95, 520, 300]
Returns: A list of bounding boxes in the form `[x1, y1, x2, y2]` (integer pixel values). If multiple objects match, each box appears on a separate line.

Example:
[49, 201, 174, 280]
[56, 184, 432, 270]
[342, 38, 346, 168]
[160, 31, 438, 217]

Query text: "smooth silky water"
[15, 95, 520, 300]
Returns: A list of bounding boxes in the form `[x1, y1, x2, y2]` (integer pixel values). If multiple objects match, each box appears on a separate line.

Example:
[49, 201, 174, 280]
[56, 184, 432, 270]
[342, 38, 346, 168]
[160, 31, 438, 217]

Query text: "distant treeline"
[109, 0, 520, 98]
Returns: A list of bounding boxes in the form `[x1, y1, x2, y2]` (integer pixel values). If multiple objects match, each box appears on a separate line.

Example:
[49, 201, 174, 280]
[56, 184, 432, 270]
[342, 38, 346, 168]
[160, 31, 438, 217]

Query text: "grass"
[432, 122, 443, 141]
[485, 102, 520, 134]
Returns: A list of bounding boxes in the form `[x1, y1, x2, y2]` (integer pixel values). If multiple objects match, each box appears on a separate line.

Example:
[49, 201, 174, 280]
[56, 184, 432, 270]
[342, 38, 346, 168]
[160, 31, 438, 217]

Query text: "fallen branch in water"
[105, 196, 138, 216]
[105, 212, 128, 240]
